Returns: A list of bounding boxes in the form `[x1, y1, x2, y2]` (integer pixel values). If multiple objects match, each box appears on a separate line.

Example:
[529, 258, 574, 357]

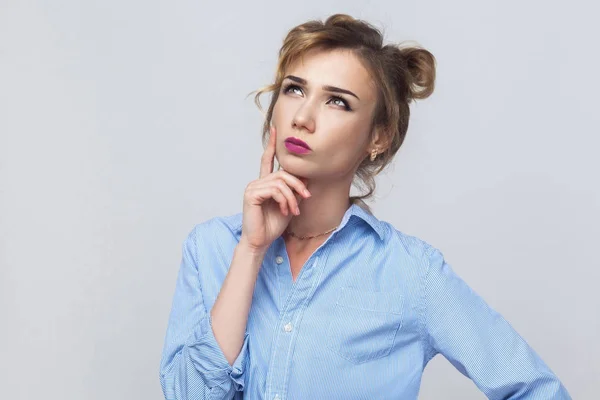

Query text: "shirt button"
[273, 395, 280, 400]
[284, 322, 293, 332]
[275, 256, 284, 264]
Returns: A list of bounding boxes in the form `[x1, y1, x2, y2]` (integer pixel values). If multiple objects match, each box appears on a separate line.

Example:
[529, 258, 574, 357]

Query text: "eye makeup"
[281, 82, 353, 112]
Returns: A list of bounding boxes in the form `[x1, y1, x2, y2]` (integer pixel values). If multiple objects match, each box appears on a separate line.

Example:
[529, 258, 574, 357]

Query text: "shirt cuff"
[185, 312, 250, 392]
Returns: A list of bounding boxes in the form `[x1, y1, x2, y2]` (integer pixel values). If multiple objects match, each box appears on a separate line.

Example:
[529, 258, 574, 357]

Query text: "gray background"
[1, 0, 598, 399]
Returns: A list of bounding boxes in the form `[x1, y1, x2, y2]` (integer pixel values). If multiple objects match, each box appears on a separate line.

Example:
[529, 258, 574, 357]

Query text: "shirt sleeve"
[159, 226, 249, 400]
[421, 246, 571, 399]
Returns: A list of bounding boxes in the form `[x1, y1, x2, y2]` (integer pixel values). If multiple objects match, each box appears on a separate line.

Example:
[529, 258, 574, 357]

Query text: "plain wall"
[1, 0, 598, 398]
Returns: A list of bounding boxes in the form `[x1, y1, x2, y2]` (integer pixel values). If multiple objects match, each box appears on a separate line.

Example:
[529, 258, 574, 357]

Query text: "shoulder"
[379, 219, 436, 255]
[178, 212, 244, 284]
[376, 219, 442, 271]
[180, 211, 244, 261]
[185, 211, 243, 241]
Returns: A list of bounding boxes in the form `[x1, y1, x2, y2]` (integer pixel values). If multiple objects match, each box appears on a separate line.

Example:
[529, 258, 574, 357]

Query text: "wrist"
[238, 236, 269, 258]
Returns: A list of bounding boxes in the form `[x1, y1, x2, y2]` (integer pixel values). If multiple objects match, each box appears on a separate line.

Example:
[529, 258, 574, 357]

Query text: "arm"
[421, 246, 571, 399]
[159, 226, 265, 400]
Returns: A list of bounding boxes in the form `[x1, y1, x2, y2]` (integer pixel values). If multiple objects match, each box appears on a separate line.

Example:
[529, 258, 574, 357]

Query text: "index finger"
[259, 125, 277, 178]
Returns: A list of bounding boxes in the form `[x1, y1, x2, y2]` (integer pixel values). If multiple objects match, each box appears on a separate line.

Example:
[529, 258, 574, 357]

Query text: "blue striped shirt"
[159, 203, 570, 399]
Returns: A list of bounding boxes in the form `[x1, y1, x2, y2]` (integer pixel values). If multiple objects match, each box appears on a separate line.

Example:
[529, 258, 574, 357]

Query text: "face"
[271, 48, 379, 182]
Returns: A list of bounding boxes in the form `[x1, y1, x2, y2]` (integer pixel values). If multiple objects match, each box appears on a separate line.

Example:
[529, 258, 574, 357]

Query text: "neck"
[284, 177, 352, 248]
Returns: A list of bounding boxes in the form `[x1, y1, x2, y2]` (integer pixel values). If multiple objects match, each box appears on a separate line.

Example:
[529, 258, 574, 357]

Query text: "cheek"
[272, 97, 294, 122]
[326, 117, 370, 149]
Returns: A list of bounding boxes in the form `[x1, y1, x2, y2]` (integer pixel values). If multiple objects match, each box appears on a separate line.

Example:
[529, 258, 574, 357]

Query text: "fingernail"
[304, 190, 311, 197]
[296, 207, 300, 215]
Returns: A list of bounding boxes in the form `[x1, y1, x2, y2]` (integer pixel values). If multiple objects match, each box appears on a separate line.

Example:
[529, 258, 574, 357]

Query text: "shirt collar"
[229, 203, 386, 241]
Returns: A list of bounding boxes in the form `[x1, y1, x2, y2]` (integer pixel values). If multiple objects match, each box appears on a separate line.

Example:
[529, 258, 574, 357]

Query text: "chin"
[278, 159, 310, 177]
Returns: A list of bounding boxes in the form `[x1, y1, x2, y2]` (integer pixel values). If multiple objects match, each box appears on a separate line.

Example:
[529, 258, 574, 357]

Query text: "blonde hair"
[251, 14, 436, 214]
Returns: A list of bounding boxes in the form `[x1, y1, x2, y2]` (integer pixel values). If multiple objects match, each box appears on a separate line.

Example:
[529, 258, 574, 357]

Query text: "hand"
[240, 125, 311, 252]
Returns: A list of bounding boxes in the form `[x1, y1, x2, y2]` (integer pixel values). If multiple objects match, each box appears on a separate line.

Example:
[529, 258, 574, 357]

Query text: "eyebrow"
[283, 75, 360, 100]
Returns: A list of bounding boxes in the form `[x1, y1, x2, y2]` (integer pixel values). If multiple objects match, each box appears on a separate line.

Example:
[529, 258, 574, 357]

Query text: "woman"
[159, 14, 571, 399]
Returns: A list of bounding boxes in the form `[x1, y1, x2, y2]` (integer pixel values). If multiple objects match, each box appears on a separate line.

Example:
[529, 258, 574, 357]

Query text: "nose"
[291, 102, 316, 134]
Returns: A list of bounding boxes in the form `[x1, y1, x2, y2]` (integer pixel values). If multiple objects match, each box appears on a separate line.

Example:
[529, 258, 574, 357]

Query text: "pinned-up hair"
[251, 14, 436, 214]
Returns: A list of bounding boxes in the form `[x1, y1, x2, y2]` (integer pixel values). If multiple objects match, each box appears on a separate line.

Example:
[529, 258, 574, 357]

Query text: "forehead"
[284, 48, 376, 101]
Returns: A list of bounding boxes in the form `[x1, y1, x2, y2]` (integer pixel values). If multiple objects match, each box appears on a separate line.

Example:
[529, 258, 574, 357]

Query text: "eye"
[282, 83, 303, 96]
[282, 83, 352, 111]
[328, 96, 352, 111]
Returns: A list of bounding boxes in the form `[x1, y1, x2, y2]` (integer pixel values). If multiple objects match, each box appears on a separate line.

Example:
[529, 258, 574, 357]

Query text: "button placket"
[266, 239, 333, 400]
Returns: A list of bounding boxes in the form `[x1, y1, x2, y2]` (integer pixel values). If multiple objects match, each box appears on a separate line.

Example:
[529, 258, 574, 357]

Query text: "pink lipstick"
[284, 137, 312, 154]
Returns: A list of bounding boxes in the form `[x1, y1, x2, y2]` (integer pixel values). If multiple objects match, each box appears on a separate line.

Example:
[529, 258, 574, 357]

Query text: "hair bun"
[400, 45, 436, 100]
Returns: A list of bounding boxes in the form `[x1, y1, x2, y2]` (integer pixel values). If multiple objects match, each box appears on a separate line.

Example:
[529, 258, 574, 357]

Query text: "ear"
[367, 126, 390, 155]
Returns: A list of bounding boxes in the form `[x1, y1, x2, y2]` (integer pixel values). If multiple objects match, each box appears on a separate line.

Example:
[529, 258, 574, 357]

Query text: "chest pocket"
[325, 286, 404, 365]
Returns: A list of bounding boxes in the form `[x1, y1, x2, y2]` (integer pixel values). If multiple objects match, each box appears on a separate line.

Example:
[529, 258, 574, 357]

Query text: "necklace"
[285, 225, 338, 240]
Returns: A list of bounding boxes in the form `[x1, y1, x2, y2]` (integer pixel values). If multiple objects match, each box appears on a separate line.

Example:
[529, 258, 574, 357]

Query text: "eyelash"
[281, 83, 353, 111]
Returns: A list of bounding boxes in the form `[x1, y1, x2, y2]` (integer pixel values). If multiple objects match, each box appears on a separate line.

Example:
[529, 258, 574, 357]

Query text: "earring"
[370, 148, 378, 161]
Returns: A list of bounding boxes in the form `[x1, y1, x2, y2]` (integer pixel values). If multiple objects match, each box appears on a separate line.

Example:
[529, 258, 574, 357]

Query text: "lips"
[285, 137, 311, 150]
